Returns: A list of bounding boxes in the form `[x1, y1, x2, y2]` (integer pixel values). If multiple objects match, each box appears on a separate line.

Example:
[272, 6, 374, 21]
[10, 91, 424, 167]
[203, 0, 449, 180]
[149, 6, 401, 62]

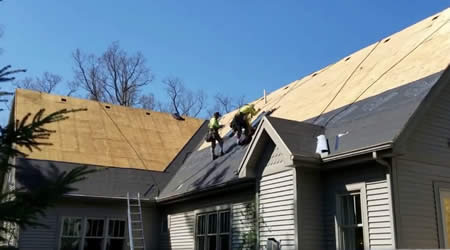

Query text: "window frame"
[105, 218, 127, 250]
[59, 216, 83, 250]
[335, 182, 369, 250]
[161, 215, 169, 234]
[433, 181, 450, 248]
[58, 216, 127, 250]
[194, 205, 232, 250]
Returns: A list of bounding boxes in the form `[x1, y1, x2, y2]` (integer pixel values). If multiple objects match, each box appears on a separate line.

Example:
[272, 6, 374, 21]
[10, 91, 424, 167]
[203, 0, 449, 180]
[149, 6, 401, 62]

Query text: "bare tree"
[235, 95, 247, 108]
[162, 77, 207, 117]
[101, 42, 153, 106]
[208, 93, 247, 116]
[139, 93, 157, 110]
[72, 49, 106, 101]
[66, 80, 78, 96]
[72, 42, 153, 106]
[15, 72, 62, 93]
[214, 93, 234, 113]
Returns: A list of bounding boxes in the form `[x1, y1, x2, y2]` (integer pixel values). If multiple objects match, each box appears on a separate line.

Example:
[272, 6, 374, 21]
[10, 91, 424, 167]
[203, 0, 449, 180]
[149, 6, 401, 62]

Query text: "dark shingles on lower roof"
[15, 158, 164, 199]
[158, 133, 249, 199]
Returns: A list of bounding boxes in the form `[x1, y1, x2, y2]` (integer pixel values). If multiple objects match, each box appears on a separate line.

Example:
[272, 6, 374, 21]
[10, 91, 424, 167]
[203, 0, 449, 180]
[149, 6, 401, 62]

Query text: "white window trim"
[335, 182, 369, 250]
[84, 217, 106, 250]
[58, 216, 127, 250]
[105, 218, 127, 249]
[58, 216, 83, 250]
[433, 181, 450, 248]
[194, 204, 232, 250]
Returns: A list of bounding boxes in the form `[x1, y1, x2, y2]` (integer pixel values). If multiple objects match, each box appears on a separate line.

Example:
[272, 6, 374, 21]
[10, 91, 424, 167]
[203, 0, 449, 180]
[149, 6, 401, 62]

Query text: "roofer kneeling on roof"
[231, 104, 260, 145]
[206, 112, 225, 160]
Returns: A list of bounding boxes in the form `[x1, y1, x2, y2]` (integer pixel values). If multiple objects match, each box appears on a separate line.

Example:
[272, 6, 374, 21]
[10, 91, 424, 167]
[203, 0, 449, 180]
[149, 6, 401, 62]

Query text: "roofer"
[206, 112, 224, 160]
[231, 104, 260, 145]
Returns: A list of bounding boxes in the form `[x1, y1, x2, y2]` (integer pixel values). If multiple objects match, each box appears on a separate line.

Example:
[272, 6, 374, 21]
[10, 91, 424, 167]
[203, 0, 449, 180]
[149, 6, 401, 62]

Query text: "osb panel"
[14, 89, 204, 171]
[199, 8, 450, 150]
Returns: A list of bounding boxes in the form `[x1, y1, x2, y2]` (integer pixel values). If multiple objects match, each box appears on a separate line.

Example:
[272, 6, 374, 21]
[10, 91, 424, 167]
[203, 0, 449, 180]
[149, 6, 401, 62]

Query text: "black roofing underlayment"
[159, 70, 445, 199]
[15, 158, 166, 199]
[310, 70, 444, 155]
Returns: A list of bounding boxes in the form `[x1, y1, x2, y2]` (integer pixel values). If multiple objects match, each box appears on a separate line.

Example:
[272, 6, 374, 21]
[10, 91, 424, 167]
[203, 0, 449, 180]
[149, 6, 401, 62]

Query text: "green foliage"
[0, 107, 94, 244]
[239, 202, 259, 250]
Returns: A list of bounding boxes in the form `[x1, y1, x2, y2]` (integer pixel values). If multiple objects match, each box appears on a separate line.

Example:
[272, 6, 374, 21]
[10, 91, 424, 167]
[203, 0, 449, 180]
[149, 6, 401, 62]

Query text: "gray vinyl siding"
[297, 168, 323, 250]
[254, 138, 296, 249]
[366, 180, 393, 248]
[404, 82, 450, 167]
[232, 202, 256, 250]
[161, 202, 256, 250]
[323, 164, 393, 250]
[392, 72, 450, 248]
[166, 212, 195, 250]
[260, 145, 290, 176]
[160, 187, 255, 250]
[393, 159, 450, 248]
[18, 199, 159, 250]
[259, 169, 295, 250]
[18, 213, 58, 249]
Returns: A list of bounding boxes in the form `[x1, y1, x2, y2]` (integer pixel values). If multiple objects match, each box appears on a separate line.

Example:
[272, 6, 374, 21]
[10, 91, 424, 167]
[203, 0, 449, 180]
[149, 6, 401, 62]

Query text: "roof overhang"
[156, 177, 254, 205]
[238, 116, 323, 178]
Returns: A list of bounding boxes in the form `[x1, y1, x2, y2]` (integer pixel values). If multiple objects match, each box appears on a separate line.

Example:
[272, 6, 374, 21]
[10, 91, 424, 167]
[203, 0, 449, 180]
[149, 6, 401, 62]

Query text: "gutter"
[156, 177, 255, 204]
[62, 193, 157, 203]
[321, 142, 393, 162]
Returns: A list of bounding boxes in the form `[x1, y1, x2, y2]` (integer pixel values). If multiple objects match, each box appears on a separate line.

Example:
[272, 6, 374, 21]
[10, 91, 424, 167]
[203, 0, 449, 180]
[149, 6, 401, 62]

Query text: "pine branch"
[0, 107, 94, 244]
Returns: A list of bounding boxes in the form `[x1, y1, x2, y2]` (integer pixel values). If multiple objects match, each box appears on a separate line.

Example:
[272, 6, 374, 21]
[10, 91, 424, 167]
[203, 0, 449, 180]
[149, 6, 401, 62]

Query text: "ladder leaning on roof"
[127, 192, 146, 250]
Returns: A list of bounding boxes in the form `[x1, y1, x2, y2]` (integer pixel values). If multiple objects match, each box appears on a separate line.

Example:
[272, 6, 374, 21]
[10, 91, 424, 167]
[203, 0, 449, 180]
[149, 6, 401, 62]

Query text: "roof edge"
[156, 177, 254, 204]
[321, 142, 393, 162]
[393, 65, 450, 151]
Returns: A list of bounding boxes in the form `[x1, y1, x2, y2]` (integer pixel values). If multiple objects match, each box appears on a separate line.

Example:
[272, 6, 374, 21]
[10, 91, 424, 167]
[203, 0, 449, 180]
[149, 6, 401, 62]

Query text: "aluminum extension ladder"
[127, 192, 146, 250]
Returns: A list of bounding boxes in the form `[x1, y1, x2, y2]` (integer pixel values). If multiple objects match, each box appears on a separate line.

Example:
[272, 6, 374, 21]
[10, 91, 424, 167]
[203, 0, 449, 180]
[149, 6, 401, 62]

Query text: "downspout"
[372, 151, 397, 248]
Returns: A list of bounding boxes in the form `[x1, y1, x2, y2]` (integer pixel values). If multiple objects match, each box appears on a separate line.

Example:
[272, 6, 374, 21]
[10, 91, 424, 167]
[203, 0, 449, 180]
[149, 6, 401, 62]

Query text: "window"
[336, 183, 368, 250]
[61, 217, 82, 250]
[196, 210, 230, 250]
[84, 219, 104, 250]
[435, 183, 450, 248]
[338, 193, 364, 250]
[59, 217, 126, 250]
[106, 220, 126, 250]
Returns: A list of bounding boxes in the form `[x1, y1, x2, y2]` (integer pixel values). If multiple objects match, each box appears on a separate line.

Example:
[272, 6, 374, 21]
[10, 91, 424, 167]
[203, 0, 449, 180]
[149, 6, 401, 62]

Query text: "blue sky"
[0, 0, 448, 122]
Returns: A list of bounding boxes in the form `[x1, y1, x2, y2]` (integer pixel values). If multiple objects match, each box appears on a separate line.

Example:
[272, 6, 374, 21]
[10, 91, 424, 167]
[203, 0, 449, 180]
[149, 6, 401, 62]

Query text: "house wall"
[297, 168, 323, 250]
[255, 141, 296, 250]
[322, 163, 394, 250]
[258, 169, 295, 249]
[159, 187, 255, 250]
[18, 198, 160, 250]
[392, 71, 450, 248]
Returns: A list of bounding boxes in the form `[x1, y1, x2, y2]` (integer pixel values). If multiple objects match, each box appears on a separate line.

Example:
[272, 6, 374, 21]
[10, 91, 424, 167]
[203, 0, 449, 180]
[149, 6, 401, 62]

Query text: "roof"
[266, 116, 324, 159]
[158, 130, 247, 199]
[199, 8, 450, 150]
[15, 158, 162, 199]
[13, 89, 204, 171]
[160, 8, 450, 199]
[317, 70, 445, 157]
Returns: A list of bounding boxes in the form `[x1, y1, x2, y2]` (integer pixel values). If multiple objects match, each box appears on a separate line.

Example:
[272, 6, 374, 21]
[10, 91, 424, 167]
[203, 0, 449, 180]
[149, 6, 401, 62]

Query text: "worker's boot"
[211, 148, 217, 160]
